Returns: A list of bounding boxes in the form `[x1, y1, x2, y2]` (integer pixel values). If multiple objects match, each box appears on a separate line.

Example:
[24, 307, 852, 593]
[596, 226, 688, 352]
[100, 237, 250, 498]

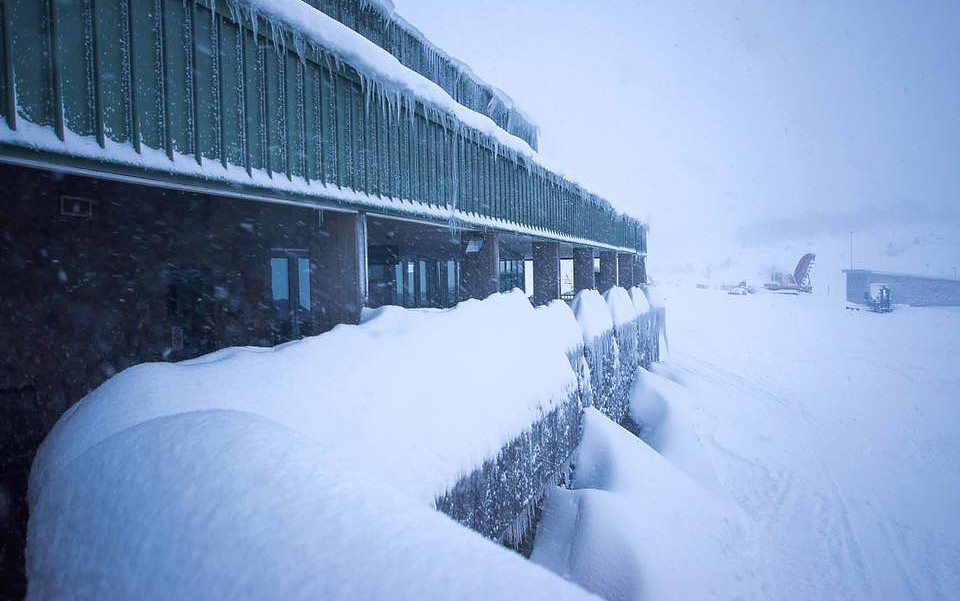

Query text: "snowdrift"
[27, 291, 600, 601]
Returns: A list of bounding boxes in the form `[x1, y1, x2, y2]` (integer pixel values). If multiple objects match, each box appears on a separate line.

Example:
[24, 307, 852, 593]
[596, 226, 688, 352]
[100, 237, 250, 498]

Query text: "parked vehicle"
[866, 283, 893, 313]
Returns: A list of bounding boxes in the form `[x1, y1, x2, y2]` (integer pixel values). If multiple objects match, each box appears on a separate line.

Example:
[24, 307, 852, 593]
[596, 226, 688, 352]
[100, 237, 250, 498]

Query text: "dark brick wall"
[0, 164, 362, 599]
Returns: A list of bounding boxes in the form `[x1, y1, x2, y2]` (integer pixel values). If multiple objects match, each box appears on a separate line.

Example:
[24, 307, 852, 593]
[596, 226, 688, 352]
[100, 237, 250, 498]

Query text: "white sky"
[395, 0, 960, 275]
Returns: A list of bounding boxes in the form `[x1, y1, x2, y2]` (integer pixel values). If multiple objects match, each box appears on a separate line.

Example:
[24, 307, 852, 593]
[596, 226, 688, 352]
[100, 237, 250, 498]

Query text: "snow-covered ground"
[27, 279, 958, 600]
[534, 285, 960, 600]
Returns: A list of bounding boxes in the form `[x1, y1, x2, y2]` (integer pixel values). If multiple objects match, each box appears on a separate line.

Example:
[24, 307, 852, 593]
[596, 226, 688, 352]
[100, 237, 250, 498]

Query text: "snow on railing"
[30, 287, 663, 554]
[570, 289, 618, 418]
[31, 290, 576, 509]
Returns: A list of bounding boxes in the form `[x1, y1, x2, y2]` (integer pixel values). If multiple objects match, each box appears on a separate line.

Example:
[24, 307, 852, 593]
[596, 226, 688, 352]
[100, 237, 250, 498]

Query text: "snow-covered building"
[843, 269, 960, 307]
[0, 1, 651, 596]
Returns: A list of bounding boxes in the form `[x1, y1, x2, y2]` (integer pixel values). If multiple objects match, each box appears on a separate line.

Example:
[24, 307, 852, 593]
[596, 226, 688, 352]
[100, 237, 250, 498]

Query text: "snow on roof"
[629, 286, 651, 315]
[366, 4, 541, 143]
[570, 290, 614, 341]
[227, 0, 628, 217]
[603, 286, 637, 327]
[233, 0, 535, 156]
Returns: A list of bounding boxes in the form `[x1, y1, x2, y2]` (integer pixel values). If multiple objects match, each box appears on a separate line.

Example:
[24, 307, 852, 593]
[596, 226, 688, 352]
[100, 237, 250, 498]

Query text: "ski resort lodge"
[0, 1, 654, 596]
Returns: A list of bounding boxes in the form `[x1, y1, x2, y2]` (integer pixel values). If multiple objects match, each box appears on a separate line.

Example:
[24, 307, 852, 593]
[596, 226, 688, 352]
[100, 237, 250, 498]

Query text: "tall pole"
[849, 231, 854, 269]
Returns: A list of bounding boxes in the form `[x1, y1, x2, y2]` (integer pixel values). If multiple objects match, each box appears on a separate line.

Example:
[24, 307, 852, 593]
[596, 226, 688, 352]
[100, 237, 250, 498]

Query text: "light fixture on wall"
[465, 235, 484, 253]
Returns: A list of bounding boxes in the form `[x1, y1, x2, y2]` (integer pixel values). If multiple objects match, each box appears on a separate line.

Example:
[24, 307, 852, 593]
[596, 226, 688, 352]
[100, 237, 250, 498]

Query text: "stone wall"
[435, 312, 664, 549]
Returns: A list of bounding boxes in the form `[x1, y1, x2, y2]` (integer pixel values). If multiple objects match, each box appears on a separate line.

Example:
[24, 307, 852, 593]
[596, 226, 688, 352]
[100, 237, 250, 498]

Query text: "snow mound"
[28, 410, 597, 601]
[532, 299, 585, 354]
[602, 286, 637, 327]
[532, 409, 750, 601]
[570, 290, 614, 341]
[628, 287, 650, 315]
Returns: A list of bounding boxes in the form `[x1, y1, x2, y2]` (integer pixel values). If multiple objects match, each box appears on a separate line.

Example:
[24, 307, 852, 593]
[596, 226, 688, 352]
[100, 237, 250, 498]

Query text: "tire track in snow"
[665, 356, 881, 600]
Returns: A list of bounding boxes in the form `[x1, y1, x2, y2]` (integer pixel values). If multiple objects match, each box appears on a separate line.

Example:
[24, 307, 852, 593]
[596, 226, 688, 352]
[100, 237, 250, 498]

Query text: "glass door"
[270, 251, 312, 341]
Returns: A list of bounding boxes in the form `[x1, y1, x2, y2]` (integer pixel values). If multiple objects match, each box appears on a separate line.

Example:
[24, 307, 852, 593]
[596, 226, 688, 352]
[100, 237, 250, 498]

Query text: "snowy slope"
[534, 285, 960, 600]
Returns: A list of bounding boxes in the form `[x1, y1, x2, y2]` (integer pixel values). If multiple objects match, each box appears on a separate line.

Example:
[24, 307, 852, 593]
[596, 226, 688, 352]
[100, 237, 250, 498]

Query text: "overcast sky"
[395, 0, 959, 274]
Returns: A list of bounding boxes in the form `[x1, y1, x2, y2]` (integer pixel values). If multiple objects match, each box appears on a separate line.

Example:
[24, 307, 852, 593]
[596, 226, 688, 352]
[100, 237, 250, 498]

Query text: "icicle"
[248, 6, 259, 41]
[225, 0, 243, 28]
[292, 33, 307, 64]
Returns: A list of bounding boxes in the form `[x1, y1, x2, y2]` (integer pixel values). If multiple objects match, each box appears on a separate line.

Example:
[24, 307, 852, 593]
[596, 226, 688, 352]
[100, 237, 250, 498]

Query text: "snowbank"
[27, 291, 601, 600]
[532, 409, 750, 601]
[532, 299, 586, 356]
[28, 410, 597, 601]
[602, 286, 637, 327]
[570, 290, 614, 341]
[31, 291, 576, 508]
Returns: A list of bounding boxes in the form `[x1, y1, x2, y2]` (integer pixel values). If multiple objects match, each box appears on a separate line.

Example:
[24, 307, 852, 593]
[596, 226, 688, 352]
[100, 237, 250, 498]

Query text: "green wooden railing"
[0, 0, 647, 254]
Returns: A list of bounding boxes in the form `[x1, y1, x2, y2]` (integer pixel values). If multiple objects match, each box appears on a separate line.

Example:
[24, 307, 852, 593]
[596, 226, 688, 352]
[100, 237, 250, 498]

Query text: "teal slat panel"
[242, 31, 263, 172]
[162, 0, 191, 156]
[424, 117, 435, 205]
[264, 42, 285, 177]
[370, 101, 382, 197]
[220, 15, 244, 169]
[333, 71, 349, 188]
[349, 80, 363, 191]
[193, 4, 218, 162]
[390, 110, 401, 199]
[303, 55, 319, 183]
[416, 112, 426, 203]
[286, 51, 301, 179]
[435, 121, 445, 207]
[130, 0, 163, 151]
[11, 0, 54, 128]
[398, 104, 409, 200]
[92, 0, 129, 143]
[54, 0, 93, 137]
[320, 61, 335, 183]
[408, 109, 419, 202]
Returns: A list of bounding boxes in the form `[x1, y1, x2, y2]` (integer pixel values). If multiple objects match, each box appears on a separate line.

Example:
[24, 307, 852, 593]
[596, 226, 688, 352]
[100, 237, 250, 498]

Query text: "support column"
[461, 232, 500, 300]
[634, 255, 647, 286]
[532, 241, 560, 306]
[573, 247, 594, 293]
[617, 253, 634, 289]
[598, 250, 617, 293]
[316, 211, 366, 329]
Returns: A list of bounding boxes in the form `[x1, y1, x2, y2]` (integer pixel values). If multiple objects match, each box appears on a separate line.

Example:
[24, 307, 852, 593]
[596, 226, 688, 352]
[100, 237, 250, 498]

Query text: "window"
[499, 259, 525, 293]
[270, 251, 312, 340]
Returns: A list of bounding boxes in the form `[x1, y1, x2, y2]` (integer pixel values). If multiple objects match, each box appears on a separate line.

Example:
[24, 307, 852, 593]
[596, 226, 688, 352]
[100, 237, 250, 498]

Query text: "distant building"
[843, 270, 960, 307]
